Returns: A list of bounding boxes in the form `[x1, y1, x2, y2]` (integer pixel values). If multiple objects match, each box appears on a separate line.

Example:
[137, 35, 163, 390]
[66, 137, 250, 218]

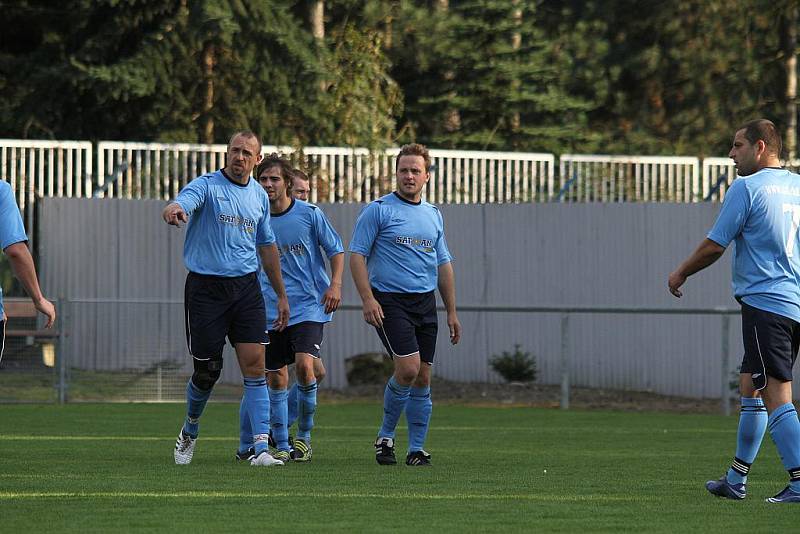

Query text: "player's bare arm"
[322, 252, 344, 314]
[4, 242, 56, 328]
[437, 262, 461, 344]
[349, 253, 383, 327]
[162, 202, 188, 227]
[668, 238, 726, 297]
[259, 244, 290, 331]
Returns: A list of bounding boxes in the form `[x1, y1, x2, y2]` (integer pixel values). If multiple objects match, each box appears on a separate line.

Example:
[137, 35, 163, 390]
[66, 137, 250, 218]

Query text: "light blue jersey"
[0, 181, 28, 320]
[349, 192, 452, 293]
[174, 170, 274, 277]
[707, 167, 800, 322]
[260, 199, 344, 326]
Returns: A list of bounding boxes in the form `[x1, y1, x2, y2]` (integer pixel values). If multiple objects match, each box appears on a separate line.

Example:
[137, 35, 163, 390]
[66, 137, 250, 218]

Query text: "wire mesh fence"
[0, 298, 751, 413]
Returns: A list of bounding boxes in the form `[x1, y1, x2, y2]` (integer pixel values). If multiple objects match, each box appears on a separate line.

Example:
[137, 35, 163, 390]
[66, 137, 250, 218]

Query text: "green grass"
[0, 403, 797, 532]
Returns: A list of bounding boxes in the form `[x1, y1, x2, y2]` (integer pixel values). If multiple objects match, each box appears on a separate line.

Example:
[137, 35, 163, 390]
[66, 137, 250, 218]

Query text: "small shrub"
[345, 352, 394, 385]
[490, 344, 537, 383]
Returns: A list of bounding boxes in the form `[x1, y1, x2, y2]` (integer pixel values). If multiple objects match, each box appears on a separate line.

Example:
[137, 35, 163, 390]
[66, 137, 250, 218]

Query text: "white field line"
[0, 490, 655, 502]
[0, 426, 730, 441]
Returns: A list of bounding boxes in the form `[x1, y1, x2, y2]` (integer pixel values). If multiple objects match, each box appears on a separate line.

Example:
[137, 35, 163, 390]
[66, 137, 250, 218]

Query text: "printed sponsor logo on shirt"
[764, 185, 800, 197]
[218, 213, 256, 233]
[278, 243, 306, 257]
[395, 235, 434, 252]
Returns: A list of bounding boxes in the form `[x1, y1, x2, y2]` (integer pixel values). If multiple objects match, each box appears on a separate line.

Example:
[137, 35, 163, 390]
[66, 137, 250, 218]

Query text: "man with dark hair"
[350, 143, 461, 467]
[163, 131, 290, 467]
[0, 182, 56, 364]
[739, 119, 783, 160]
[236, 154, 344, 463]
[669, 119, 800, 503]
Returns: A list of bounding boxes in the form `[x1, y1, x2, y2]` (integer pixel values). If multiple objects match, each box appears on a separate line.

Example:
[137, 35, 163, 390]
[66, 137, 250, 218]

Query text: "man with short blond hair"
[291, 168, 311, 201]
[350, 143, 461, 466]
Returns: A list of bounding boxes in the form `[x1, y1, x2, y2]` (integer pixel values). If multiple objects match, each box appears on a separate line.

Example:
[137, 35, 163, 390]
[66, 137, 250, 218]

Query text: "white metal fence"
[702, 157, 800, 202]
[0, 140, 93, 248]
[557, 155, 701, 202]
[0, 138, 766, 242]
[95, 143, 556, 204]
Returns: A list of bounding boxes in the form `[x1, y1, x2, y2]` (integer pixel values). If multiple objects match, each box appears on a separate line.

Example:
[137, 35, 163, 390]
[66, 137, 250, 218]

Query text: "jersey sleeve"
[434, 209, 453, 265]
[349, 202, 382, 256]
[174, 176, 208, 215]
[313, 208, 344, 258]
[707, 179, 751, 248]
[0, 182, 28, 250]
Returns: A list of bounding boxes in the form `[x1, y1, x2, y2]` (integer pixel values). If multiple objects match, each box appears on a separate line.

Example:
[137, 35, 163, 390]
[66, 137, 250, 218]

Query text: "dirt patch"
[321, 378, 733, 414]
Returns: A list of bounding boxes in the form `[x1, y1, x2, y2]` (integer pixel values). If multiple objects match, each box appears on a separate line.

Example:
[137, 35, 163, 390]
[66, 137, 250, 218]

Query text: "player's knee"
[395, 367, 419, 385]
[192, 358, 222, 391]
[297, 361, 316, 384]
[268, 369, 288, 389]
[314, 364, 326, 384]
[413, 374, 430, 388]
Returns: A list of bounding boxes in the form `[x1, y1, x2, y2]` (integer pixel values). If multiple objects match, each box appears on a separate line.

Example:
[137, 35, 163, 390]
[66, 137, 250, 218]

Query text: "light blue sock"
[297, 380, 318, 442]
[238, 396, 253, 453]
[183, 379, 212, 438]
[379, 376, 411, 439]
[406, 385, 432, 453]
[287, 382, 299, 429]
[269, 387, 290, 451]
[768, 402, 800, 492]
[726, 397, 767, 484]
[243, 376, 270, 454]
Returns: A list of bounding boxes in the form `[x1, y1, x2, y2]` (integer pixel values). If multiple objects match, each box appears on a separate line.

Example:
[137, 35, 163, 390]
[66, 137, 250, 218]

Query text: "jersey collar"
[271, 198, 296, 218]
[220, 168, 250, 187]
[392, 191, 421, 205]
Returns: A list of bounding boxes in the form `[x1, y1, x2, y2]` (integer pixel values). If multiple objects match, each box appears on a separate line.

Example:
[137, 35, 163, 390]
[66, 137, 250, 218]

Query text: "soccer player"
[349, 143, 461, 466]
[237, 155, 344, 462]
[669, 119, 800, 503]
[284, 167, 329, 433]
[0, 181, 56, 363]
[162, 131, 290, 467]
[291, 168, 311, 201]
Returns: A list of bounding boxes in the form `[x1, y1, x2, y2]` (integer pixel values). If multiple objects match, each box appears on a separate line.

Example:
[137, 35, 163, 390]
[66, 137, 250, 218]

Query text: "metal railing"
[0, 138, 764, 208]
[10, 298, 742, 410]
[0, 140, 93, 248]
[557, 155, 701, 202]
[341, 303, 741, 415]
[96, 143, 556, 204]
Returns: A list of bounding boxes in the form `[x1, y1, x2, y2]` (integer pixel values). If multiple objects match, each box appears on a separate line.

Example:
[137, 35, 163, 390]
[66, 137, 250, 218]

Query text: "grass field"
[0, 402, 797, 532]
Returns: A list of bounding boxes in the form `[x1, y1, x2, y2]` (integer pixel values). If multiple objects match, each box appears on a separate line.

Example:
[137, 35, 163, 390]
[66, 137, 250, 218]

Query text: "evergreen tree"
[387, 0, 595, 152]
[542, 0, 785, 156]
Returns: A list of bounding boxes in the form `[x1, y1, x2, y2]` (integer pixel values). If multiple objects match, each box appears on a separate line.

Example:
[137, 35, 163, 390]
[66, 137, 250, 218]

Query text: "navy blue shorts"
[265, 321, 325, 371]
[184, 271, 268, 360]
[740, 302, 800, 389]
[372, 289, 438, 364]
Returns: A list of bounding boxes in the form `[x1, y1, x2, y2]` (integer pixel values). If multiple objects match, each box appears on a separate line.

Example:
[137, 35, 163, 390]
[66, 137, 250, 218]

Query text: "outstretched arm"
[4, 243, 56, 328]
[162, 202, 188, 227]
[668, 238, 726, 298]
